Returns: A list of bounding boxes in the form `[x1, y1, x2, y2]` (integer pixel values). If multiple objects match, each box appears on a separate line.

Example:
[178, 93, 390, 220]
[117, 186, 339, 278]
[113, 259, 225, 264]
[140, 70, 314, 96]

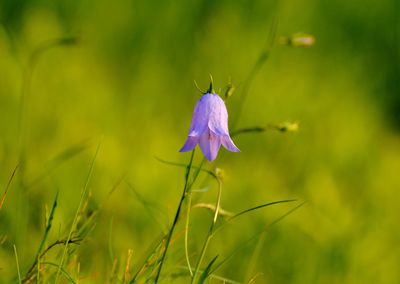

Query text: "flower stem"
[184, 156, 206, 278]
[154, 149, 195, 283]
[184, 192, 193, 276]
[191, 178, 222, 283]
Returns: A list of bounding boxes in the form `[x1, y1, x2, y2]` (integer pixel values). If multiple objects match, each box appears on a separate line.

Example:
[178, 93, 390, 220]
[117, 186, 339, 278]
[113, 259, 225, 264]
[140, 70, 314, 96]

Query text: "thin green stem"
[55, 140, 101, 283]
[209, 202, 306, 275]
[191, 178, 222, 284]
[245, 230, 266, 281]
[14, 245, 22, 284]
[231, 17, 278, 129]
[0, 164, 19, 210]
[154, 149, 195, 283]
[188, 158, 206, 189]
[184, 157, 206, 278]
[184, 193, 193, 276]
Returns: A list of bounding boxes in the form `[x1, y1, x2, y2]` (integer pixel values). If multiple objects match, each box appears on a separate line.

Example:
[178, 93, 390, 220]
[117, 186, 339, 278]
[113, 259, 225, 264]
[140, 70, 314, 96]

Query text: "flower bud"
[280, 33, 315, 48]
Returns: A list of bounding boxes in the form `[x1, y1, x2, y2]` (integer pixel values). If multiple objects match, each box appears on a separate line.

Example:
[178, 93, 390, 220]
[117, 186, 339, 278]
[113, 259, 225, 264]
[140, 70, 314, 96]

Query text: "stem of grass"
[14, 245, 22, 284]
[154, 149, 195, 283]
[184, 192, 194, 276]
[54, 139, 101, 283]
[191, 178, 222, 284]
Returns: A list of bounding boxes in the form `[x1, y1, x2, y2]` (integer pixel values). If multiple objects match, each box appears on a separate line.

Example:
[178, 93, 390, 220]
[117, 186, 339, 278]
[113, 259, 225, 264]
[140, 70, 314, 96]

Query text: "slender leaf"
[198, 255, 218, 284]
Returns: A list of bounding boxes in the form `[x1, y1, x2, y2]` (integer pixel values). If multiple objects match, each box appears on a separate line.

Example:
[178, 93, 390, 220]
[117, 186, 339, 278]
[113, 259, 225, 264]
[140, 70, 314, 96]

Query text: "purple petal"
[198, 130, 221, 161]
[221, 135, 240, 152]
[207, 94, 229, 136]
[187, 95, 210, 136]
[179, 136, 198, 152]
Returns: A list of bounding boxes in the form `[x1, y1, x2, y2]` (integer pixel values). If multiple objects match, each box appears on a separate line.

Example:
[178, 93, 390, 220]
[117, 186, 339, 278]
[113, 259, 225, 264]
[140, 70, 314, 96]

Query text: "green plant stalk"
[209, 202, 306, 275]
[0, 164, 19, 210]
[108, 217, 115, 263]
[14, 245, 22, 284]
[184, 192, 194, 276]
[245, 230, 266, 281]
[184, 156, 206, 277]
[54, 140, 101, 283]
[191, 178, 222, 284]
[42, 262, 76, 283]
[231, 17, 278, 129]
[154, 149, 195, 283]
[22, 193, 59, 282]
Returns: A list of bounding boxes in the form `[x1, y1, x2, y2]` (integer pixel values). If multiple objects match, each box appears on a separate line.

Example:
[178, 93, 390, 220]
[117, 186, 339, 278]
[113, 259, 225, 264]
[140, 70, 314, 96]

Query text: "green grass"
[1, 0, 400, 283]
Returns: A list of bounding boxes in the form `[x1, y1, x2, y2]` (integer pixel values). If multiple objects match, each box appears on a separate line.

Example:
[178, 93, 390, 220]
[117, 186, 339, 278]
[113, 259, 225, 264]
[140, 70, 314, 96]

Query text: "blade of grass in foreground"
[76, 175, 124, 239]
[22, 237, 82, 282]
[198, 255, 218, 284]
[36, 192, 59, 257]
[154, 149, 195, 283]
[27, 142, 90, 189]
[129, 232, 165, 283]
[176, 266, 242, 284]
[231, 16, 278, 129]
[184, 192, 194, 277]
[126, 181, 168, 233]
[211, 199, 297, 236]
[22, 192, 59, 282]
[0, 165, 19, 210]
[54, 139, 101, 283]
[184, 157, 206, 277]
[108, 217, 115, 263]
[14, 245, 22, 284]
[155, 156, 217, 179]
[191, 177, 222, 284]
[130, 156, 207, 283]
[228, 199, 297, 221]
[42, 262, 76, 284]
[210, 202, 306, 275]
[230, 122, 299, 138]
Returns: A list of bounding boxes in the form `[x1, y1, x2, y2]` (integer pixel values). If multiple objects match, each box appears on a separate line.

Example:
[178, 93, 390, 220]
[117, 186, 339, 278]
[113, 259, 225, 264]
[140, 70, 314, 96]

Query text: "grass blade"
[27, 142, 90, 189]
[184, 193, 194, 276]
[130, 232, 165, 283]
[211, 199, 297, 236]
[177, 266, 242, 284]
[22, 192, 59, 281]
[229, 199, 297, 221]
[41, 262, 76, 283]
[0, 164, 19, 210]
[230, 122, 299, 138]
[154, 149, 196, 283]
[191, 178, 222, 284]
[210, 202, 306, 275]
[55, 139, 102, 283]
[36, 192, 59, 256]
[155, 156, 217, 179]
[14, 245, 22, 284]
[231, 16, 279, 128]
[108, 217, 115, 263]
[126, 181, 168, 233]
[198, 255, 218, 284]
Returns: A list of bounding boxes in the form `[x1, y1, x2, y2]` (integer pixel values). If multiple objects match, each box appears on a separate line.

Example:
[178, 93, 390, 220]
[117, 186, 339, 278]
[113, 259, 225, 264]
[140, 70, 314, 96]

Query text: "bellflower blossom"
[180, 91, 240, 161]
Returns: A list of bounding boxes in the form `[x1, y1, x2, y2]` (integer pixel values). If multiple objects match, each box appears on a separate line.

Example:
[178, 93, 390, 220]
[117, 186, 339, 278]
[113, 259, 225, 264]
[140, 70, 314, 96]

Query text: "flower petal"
[199, 130, 221, 161]
[207, 94, 229, 136]
[221, 135, 240, 152]
[187, 95, 210, 136]
[179, 136, 198, 152]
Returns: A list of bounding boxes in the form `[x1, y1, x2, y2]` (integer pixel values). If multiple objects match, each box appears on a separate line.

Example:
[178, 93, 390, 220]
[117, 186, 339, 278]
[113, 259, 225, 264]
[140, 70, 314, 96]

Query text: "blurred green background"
[1, 0, 399, 283]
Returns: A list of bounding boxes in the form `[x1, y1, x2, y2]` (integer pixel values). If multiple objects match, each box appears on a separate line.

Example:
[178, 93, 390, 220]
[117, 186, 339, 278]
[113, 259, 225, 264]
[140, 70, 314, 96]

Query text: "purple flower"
[180, 92, 240, 161]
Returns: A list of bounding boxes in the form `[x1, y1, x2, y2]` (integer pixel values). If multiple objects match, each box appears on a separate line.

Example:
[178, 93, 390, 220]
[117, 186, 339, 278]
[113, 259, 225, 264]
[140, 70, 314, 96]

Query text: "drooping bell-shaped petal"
[179, 136, 198, 152]
[180, 92, 240, 161]
[198, 129, 222, 161]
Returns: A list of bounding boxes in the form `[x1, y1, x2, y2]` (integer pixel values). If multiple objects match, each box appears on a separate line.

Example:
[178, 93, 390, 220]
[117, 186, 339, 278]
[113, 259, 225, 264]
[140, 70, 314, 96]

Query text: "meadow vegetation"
[0, 0, 399, 283]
